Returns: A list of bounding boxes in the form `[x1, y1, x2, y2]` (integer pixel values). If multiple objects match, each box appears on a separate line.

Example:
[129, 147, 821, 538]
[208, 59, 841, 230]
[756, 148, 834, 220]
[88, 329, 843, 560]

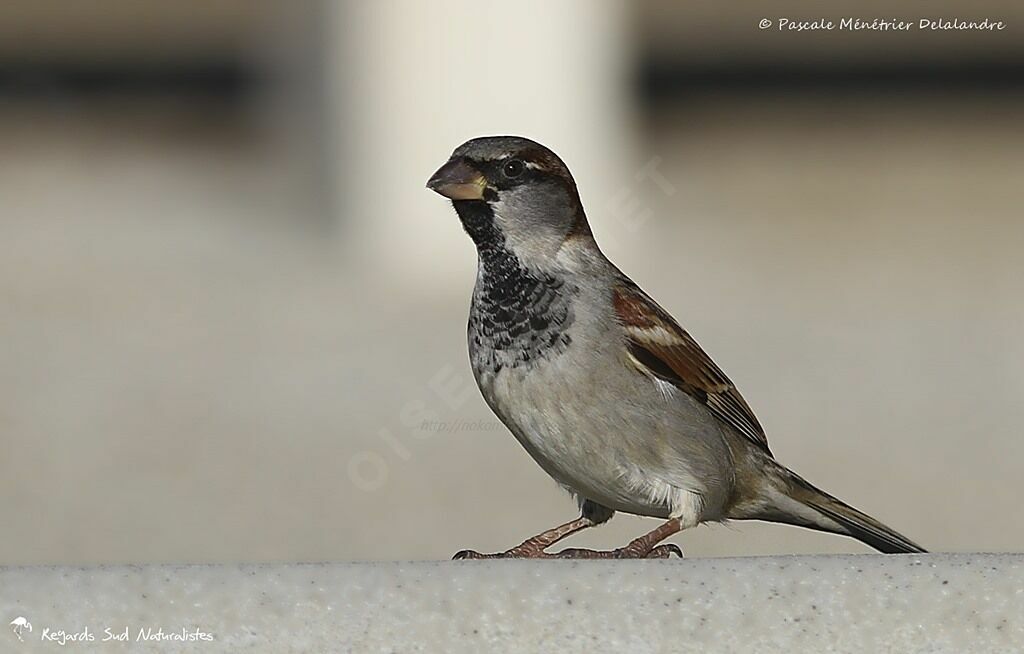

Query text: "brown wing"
[612, 282, 772, 455]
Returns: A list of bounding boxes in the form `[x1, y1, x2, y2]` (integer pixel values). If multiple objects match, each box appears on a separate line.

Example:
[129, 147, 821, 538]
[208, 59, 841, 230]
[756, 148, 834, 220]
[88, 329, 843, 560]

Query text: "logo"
[9, 617, 32, 642]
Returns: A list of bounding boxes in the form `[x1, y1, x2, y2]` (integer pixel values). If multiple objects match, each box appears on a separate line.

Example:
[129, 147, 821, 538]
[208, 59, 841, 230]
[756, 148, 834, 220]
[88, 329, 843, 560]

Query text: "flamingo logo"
[9, 617, 32, 642]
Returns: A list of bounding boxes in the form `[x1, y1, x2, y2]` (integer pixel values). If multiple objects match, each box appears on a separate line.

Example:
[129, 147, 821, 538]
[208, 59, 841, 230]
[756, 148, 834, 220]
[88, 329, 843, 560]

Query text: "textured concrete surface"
[1, 554, 1021, 652]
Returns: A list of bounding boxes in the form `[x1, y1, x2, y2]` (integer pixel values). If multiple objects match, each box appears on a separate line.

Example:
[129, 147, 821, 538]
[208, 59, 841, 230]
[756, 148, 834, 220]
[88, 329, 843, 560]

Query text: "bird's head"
[427, 136, 590, 260]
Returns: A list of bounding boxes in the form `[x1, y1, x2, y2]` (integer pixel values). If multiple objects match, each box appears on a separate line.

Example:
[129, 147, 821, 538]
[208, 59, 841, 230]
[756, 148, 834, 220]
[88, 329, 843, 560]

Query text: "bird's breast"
[468, 261, 576, 375]
[467, 284, 736, 520]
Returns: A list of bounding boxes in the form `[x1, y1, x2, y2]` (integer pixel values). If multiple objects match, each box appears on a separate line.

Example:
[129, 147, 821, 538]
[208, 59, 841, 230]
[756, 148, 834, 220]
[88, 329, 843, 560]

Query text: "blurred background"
[1, 0, 1022, 565]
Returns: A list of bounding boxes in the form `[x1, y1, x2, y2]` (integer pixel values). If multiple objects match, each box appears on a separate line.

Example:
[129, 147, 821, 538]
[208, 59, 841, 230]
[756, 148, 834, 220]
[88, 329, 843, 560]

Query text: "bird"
[426, 135, 925, 559]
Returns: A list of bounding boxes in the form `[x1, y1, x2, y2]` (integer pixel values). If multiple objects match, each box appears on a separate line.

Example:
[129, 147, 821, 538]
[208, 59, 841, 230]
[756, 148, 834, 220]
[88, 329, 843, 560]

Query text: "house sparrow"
[427, 136, 925, 558]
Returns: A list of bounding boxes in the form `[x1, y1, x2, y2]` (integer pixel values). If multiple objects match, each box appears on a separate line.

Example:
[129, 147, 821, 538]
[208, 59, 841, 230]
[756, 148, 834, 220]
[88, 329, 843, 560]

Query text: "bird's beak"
[426, 158, 486, 200]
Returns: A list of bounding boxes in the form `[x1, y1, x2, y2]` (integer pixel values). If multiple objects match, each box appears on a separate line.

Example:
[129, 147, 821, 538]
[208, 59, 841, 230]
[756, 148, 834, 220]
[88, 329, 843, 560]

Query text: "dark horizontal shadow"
[0, 61, 259, 100]
[637, 59, 1024, 102]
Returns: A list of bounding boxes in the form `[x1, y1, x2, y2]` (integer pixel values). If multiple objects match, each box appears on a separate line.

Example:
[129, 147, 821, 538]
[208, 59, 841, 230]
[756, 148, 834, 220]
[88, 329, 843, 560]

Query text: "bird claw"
[452, 549, 490, 560]
[648, 543, 684, 559]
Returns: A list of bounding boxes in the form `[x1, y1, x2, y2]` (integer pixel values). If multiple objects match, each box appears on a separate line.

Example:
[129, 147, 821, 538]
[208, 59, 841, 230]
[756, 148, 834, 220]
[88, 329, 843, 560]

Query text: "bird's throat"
[451, 199, 502, 254]
[454, 201, 576, 371]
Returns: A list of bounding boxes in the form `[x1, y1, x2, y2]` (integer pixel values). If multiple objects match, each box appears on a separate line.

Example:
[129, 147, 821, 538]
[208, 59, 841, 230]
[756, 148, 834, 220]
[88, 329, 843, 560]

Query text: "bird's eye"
[502, 159, 526, 178]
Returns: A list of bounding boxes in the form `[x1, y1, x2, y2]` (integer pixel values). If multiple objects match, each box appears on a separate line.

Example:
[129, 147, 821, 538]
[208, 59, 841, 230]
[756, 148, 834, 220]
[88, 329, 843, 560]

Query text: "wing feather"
[612, 282, 772, 455]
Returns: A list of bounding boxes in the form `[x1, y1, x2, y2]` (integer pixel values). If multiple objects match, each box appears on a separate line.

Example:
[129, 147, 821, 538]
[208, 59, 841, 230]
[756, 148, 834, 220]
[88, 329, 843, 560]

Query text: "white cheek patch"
[490, 190, 572, 267]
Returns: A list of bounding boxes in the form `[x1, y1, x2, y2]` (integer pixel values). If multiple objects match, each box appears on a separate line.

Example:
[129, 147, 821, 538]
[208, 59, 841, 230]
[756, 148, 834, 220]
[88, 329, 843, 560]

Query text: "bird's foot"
[452, 517, 684, 560]
[550, 543, 683, 559]
[453, 542, 683, 560]
[552, 516, 685, 558]
[452, 516, 597, 560]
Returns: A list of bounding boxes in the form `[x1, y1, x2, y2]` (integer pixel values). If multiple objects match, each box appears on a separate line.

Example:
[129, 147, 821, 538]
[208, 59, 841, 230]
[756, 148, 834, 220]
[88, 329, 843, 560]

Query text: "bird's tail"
[751, 462, 926, 554]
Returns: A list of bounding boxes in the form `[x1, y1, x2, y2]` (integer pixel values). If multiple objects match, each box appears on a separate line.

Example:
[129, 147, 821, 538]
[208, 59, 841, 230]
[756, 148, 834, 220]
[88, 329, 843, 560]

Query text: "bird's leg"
[552, 517, 684, 559]
[453, 516, 594, 559]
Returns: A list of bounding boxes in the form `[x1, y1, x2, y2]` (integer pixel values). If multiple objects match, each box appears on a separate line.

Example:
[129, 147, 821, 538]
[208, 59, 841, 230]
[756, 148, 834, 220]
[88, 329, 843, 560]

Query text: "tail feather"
[802, 492, 925, 554]
[757, 466, 926, 554]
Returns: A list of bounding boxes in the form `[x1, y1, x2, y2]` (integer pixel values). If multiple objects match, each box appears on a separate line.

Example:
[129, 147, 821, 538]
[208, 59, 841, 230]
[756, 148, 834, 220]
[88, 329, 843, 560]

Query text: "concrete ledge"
[1, 554, 1021, 652]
